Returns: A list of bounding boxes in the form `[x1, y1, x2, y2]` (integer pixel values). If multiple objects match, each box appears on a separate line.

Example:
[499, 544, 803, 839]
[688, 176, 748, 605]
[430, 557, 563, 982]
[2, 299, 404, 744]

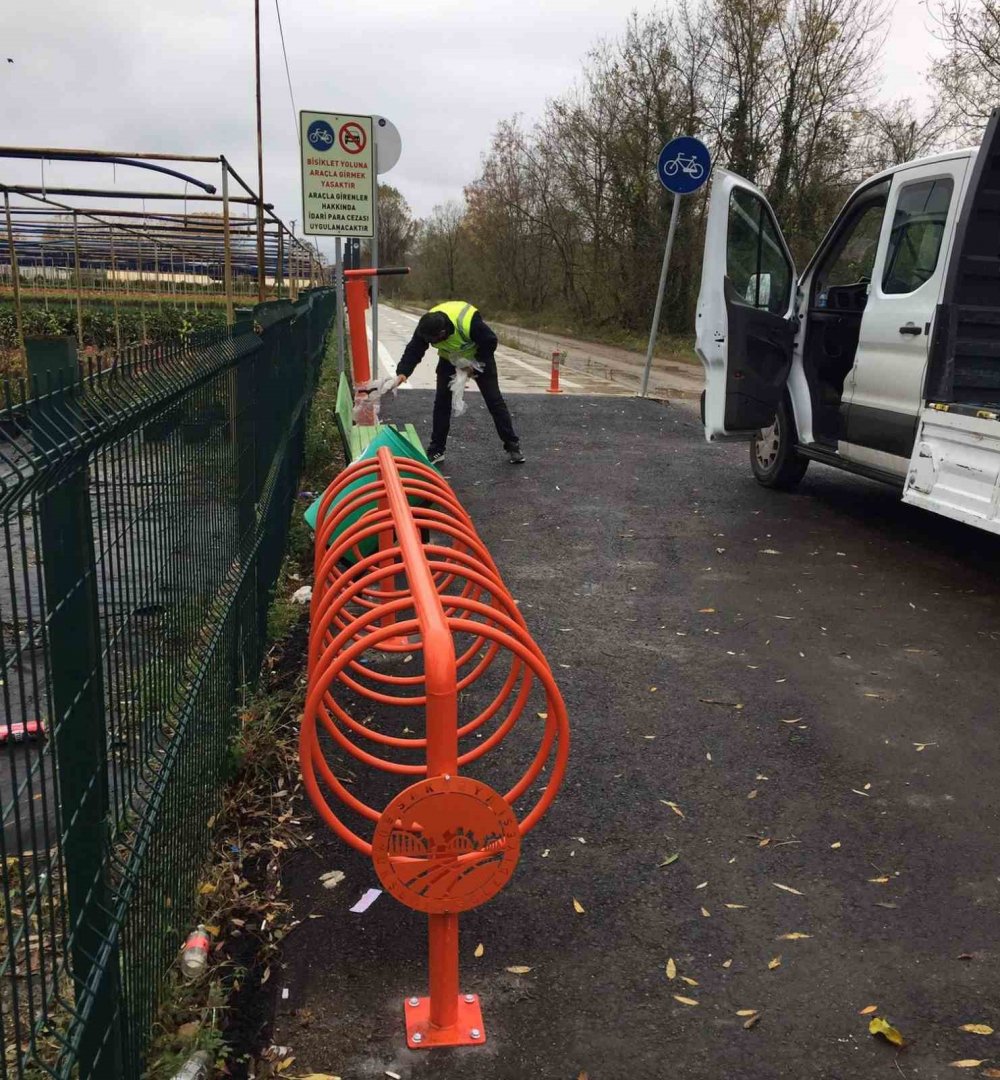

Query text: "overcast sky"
[3, 0, 946, 259]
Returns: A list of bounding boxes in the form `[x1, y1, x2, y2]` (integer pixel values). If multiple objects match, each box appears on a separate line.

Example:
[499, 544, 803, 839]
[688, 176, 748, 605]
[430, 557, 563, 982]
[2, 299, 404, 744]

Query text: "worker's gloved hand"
[357, 375, 401, 400]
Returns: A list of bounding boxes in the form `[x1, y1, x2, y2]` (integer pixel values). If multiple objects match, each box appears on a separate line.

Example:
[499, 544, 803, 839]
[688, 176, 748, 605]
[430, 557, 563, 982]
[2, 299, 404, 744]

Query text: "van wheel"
[750, 398, 809, 490]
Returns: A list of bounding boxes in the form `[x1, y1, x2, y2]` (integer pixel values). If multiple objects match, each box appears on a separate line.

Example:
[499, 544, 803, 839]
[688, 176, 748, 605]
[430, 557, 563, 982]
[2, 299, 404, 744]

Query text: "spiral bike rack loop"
[300, 447, 570, 1048]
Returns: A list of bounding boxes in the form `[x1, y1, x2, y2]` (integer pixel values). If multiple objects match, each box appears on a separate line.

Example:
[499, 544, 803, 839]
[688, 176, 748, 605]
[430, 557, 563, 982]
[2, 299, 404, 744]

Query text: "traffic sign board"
[656, 136, 712, 195]
[300, 110, 374, 238]
[373, 115, 402, 174]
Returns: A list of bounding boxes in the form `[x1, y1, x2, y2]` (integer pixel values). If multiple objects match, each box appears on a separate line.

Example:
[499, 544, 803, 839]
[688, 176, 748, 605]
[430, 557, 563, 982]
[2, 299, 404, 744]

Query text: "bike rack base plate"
[404, 993, 486, 1048]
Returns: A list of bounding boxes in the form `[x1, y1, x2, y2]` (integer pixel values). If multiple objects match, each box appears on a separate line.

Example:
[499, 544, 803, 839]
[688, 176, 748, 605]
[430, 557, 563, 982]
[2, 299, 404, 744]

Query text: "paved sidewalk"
[272, 390, 1000, 1080]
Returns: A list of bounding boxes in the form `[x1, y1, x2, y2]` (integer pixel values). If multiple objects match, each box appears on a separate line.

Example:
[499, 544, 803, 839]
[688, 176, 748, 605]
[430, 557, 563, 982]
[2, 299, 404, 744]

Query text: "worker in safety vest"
[394, 301, 524, 465]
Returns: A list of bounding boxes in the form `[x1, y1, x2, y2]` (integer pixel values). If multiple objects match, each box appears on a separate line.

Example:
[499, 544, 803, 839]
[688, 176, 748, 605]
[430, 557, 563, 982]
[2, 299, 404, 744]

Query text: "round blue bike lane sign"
[656, 136, 712, 195]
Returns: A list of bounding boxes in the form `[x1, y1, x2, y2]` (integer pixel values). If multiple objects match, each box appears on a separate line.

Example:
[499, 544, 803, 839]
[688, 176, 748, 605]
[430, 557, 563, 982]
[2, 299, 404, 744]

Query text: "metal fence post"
[26, 336, 123, 1078]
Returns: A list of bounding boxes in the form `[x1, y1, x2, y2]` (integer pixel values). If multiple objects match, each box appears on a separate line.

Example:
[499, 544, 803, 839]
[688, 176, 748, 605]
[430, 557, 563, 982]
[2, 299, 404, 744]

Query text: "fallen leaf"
[696, 881, 708, 890]
[747, 790, 759, 800]
[779, 717, 803, 724]
[725, 903, 747, 910]
[177, 1021, 200, 1038]
[300, 1074, 342, 1080]
[573, 898, 586, 914]
[722, 959, 733, 969]
[778, 933, 812, 940]
[386, 1073, 402, 1080]
[743, 1014, 761, 1029]
[474, 943, 484, 958]
[197, 882, 216, 895]
[868, 876, 890, 884]
[666, 958, 677, 979]
[859, 1005, 879, 1015]
[831, 842, 842, 849]
[980, 1071, 1000, 1078]
[659, 854, 680, 868]
[277, 1060, 294, 1074]
[650, 687, 658, 693]
[869, 1016, 905, 1047]
[506, 965, 532, 975]
[949, 1061, 986, 1069]
[773, 883, 804, 896]
[699, 608, 716, 613]
[768, 956, 782, 970]
[660, 800, 686, 819]
[536, 712, 548, 720]
[699, 698, 744, 708]
[204, 924, 220, 936]
[759, 838, 771, 847]
[673, 995, 699, 1006]
[958, 1024, 994, 1035]
[700, 906, 711, 917]
[736, 1009, 758, 1017]
[680, 976, 699, 986]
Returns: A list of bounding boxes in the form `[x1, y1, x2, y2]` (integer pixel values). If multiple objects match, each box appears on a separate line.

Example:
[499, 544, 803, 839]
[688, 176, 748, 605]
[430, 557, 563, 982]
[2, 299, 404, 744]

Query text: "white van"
[694, 111, 1000, 535]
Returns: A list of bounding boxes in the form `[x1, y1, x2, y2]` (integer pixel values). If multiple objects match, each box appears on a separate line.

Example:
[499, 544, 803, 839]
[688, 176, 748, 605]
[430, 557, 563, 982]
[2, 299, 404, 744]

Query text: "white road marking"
[498, 351, 583, 388]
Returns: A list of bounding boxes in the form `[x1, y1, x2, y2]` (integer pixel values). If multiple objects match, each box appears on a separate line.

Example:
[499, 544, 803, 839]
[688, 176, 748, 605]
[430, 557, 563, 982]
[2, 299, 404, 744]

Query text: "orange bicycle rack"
[300, 447, 570, 1048]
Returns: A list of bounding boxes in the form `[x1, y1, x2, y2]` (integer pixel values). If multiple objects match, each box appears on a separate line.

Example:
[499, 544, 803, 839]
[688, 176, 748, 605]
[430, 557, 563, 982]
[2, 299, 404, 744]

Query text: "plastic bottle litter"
[171, 1049, 213, 1080]
[180, 925, 210, 980]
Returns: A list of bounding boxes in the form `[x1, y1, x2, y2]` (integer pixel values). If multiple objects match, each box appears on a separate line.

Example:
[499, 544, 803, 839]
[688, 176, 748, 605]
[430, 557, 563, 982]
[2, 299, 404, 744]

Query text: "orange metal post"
[547, 349, 564, 394]
[379, 448, 467, 1037]
[344, 277, 371, 385]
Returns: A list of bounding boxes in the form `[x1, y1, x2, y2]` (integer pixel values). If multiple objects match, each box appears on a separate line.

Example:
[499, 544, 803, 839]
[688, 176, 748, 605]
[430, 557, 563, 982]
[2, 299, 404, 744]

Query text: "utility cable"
[274, 0, 300, 146]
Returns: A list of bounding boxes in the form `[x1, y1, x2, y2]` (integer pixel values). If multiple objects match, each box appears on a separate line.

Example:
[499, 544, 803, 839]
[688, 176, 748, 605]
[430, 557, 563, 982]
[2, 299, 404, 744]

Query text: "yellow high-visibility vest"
[430, 301, 478, 364]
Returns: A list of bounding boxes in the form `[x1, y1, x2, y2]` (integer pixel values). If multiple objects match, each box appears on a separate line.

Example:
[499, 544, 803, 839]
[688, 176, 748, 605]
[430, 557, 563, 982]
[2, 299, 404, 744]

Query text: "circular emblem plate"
[372, 776, 520, 914]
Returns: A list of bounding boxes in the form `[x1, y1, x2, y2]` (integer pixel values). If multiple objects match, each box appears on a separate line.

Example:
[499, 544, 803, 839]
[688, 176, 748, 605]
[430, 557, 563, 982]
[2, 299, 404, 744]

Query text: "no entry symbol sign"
[339, 121, 367, 155]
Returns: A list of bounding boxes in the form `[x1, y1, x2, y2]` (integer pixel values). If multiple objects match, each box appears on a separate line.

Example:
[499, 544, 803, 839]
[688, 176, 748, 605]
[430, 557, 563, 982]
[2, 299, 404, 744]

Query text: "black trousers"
[430, 356, 519, 451]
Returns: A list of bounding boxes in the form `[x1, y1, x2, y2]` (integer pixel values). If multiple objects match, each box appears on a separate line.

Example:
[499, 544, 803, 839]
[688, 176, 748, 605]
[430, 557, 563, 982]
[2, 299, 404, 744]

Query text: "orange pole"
[547, 349, 563, 394]
[344, 278, 371, 384]
[378, 448, 460, 1031]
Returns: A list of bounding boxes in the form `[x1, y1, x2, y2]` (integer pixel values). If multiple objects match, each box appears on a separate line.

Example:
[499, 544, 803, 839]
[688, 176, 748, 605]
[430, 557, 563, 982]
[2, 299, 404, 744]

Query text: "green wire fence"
[0, 287, 335, 1078]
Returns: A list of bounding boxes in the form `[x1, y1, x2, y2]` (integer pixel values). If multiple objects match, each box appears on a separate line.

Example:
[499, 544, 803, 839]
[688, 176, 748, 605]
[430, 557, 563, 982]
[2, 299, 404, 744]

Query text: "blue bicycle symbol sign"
[307, 120, 336, 152]
[657, 136, 712, 194]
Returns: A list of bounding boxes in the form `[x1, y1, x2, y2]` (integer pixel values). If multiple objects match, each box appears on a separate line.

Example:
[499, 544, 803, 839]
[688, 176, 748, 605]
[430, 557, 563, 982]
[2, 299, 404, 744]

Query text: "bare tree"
[930, 0, 1000, 138]
[415, 201, 466, 298]
[857, 98, 953, 173]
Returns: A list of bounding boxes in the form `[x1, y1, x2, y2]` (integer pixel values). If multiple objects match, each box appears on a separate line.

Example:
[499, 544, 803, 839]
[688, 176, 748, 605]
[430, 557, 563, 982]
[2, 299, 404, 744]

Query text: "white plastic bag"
[352, 375, 399, 425]
[449, 360, 483, 417]
[449, 369, 471, 416]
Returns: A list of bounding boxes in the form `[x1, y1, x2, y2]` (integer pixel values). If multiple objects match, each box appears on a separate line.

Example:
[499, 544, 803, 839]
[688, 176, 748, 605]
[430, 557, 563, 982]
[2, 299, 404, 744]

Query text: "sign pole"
[640, 193, 681, 398]
[641, 134, 712, 398]
[371, 139, 380, 379]
[335, 237, 345, 376]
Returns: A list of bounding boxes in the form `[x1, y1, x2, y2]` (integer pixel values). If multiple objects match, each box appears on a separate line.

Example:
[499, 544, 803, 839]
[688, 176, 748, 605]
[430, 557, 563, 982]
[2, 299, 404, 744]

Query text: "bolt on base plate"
[404, 993, 485, 1049]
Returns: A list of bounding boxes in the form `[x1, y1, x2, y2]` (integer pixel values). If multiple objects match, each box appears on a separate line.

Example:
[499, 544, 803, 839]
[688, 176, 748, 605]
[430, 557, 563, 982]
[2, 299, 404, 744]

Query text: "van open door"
[695, 168, 797, 441]
[903, 110, 1000, 534]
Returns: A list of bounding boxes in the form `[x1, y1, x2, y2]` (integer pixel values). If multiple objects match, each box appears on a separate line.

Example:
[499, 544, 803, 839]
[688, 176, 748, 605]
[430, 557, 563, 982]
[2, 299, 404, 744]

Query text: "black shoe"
[428, 447, 446, 465]
[506, 446, 525, 464]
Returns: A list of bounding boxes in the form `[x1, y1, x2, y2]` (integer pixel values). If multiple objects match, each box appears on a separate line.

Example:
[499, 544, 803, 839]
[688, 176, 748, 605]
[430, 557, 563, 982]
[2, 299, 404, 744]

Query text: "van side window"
[813, 187, 889, 309]
[882, 178, 954, 295]
[726, 188, 792, 315]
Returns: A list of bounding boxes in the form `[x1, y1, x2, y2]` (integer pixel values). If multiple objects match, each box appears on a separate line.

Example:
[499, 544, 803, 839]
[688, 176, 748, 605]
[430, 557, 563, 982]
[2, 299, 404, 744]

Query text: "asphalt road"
[275, 391, 1000, 1079]
[368, 305, 635, 396]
